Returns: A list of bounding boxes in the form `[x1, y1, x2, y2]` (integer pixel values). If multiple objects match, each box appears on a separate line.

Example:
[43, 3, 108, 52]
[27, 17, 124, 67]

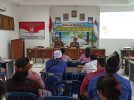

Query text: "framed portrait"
[63, 14, 69, 21]
[72, 10, 77, 17]
[88, 17, 93, 24]
[55, 17, 61, 24]
[80, 14, 85, 21]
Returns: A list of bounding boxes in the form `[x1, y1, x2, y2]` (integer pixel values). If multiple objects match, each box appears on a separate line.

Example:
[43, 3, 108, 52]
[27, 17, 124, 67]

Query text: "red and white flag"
[93, 19, 98, 38]
[49, 17, 52, 32]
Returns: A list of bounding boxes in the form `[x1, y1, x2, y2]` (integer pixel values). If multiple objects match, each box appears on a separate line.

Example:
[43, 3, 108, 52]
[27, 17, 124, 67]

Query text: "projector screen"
[100, 12, 134, 39]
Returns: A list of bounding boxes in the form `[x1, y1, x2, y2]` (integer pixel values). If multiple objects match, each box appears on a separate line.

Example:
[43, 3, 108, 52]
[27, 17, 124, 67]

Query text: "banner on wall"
[19, 22, 45, 39]
[52, 22, 99, 48]
[53, 22, 94, 32]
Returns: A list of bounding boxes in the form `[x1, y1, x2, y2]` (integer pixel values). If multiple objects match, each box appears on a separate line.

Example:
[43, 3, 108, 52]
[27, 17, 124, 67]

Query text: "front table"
[27, 48, 105, 60]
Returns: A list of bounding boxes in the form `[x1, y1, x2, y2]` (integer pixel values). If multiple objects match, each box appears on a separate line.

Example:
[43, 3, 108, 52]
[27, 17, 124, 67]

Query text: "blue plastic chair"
[92, 97, 126, 100]
[55, 80, 81, 98]
[0, 63, 5, 81]
[41, 96, 78, 100]
[5, 92, 38, 100]
[41, 72, 63, 95]
[63, 72, 86, 82]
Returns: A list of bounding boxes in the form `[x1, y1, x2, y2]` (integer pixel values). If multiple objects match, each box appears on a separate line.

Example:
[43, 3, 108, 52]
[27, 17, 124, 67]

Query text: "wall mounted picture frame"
[55, 17, 61, 24]
[88, 17, 93, 24]
[72, 10, 77, 17]
[80, 14, 85, 21]
[63, 14, 69, 21]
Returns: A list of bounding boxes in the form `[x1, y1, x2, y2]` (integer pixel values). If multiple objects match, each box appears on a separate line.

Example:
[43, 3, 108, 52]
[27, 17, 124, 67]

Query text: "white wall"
[50, 6, 100, 23]
[0, 3, 19, 58]
[13, 5, 50, 56]
[99, 39, 134, 56]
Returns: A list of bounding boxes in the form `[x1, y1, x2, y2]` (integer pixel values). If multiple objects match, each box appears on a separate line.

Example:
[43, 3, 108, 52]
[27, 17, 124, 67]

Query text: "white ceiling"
[3, 0, 134, 6]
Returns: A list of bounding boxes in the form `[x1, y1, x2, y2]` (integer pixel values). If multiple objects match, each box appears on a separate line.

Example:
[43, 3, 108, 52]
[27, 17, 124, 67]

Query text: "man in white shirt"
[82, 52, 98, 74]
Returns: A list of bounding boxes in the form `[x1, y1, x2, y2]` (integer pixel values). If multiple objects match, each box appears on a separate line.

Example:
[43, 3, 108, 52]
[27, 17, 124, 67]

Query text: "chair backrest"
[92, 97, 126, 100]
[55, 80, 81, 98]
[5, 92, 38, 100]
[64, 72, 86, 82]
[41, 96, 78, 100]
[41, 72, 63, 95]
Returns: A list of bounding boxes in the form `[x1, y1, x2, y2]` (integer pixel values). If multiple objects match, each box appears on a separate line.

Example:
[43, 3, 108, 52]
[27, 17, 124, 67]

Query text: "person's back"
[87, 51, 132, 100]
[97, 74, 121, 100]
[82, 52, 98, 74]
[5, 77, 39, 96]
[80, 68, 105, 93]
[5, 57, 40, 99]
[78, 47, 91, 62]
[46, 59, 67, 74]
[60, 48, 72, 62]
[46, 50, 67, 74]
[87, 73, 131, 99]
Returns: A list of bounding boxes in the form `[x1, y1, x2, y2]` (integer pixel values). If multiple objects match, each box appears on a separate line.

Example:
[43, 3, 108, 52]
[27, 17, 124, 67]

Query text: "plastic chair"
[41, 72, 63, 95]
[55, 80, 81, 98]
[5, 92, 38, 100]
[63, 72, 86, 82]
[41, 96, 78, 100]
[0, 63, 5, 81]
[92, 97, 126, 100]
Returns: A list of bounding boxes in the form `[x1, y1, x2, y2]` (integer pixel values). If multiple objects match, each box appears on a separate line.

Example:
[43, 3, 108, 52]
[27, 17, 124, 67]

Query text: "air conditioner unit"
[0, 5, 6, 12]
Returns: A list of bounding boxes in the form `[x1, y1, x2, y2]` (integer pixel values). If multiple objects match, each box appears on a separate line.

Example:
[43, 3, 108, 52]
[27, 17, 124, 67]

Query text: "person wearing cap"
[87, 51, 132, 100]
[70, 37, 79, 48]
[5, 57, 40, 99]
[82, 52, 98, 74]
[46, 50, 67, 74]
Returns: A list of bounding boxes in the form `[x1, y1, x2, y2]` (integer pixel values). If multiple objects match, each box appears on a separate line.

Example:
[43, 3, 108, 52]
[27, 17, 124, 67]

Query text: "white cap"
[54, 50, 62, 59]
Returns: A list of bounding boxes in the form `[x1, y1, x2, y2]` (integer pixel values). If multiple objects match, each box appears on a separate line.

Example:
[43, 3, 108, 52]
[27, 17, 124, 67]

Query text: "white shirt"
[82, 60, 97, 74]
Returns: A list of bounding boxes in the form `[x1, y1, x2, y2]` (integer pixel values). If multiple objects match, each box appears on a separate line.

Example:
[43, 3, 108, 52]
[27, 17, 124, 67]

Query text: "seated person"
[82, 52, 98, 74]
[5, 57, 40, 98]
[0, 56, 6, 74]
[10, 57, 52, 98]
[60, 48, 72, 62]
[54, 38, 64, 48]
[80, 57, 105, 96]
[87, 51, 132, 100]
[97, 74, 121, 100]
[0, 80, 6, 100]
[78, 47, 91, 62]
[70, 37, 79, 48]
[46, 50, 67, 75]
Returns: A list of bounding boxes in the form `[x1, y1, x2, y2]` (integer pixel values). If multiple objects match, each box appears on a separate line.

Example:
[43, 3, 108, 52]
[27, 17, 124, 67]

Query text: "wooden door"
[11, 39, 24, 59]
